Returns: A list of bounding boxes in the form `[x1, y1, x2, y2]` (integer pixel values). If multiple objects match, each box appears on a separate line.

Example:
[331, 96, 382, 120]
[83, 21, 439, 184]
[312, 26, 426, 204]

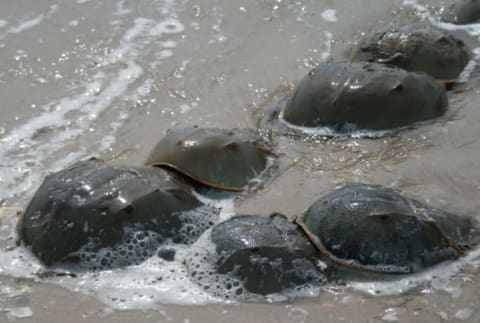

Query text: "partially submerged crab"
[17, 158, 218, 267]
[295, 183, 479, 276]
[145, 128, 276, 192]
[278, 62, 447, 132]
[185, 214, 325, 298]
[349, 24, 470, 80]
[442, 0, 480, 25]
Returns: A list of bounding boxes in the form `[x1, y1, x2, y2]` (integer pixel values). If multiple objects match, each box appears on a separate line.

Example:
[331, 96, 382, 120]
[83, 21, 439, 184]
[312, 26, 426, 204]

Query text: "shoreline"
[1, 0, 480, 322]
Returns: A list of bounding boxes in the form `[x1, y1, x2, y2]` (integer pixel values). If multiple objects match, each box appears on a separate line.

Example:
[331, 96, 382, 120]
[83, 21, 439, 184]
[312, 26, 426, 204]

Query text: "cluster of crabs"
[16, 0, 480, 299]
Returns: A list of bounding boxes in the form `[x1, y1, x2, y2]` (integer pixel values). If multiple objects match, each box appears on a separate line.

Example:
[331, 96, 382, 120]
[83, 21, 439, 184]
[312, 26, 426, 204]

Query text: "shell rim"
[148, 162, 245, 192]
[292, 216, 467, 275]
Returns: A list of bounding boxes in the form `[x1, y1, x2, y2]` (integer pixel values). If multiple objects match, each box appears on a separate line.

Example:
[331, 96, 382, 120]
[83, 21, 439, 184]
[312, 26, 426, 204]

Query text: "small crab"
[277, 62, 447, 132]
[442, 0, 480, 25]
[295, 184, 479, 276]
[145, 128, 276, 192]
[185, 214, 326, 297]
[349, 24, 470, 81]
[17, 158, 218, 267]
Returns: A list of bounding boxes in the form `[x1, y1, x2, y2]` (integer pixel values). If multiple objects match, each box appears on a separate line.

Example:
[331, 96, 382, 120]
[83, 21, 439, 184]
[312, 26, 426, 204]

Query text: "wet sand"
[1, 0, 480, 322]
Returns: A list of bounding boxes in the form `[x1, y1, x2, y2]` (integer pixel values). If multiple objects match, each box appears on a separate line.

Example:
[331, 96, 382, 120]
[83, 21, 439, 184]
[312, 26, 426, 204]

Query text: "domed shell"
[349, 24, 470, 80]
[145, 128, 274, 192]
[185, 214, 325, 297]
[297, 183, 478, 275]
[282, 62, 447, 131]
[442, 0, 480, 24]
[17, 158, 217, 266]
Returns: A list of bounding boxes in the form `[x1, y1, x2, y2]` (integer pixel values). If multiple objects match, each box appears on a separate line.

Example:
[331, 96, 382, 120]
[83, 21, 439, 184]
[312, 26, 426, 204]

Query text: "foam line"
[0, 14, 184, 201]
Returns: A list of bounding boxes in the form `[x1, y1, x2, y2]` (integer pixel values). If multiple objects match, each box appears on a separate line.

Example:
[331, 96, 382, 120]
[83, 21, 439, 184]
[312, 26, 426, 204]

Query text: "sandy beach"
[1, 0, 480, 322]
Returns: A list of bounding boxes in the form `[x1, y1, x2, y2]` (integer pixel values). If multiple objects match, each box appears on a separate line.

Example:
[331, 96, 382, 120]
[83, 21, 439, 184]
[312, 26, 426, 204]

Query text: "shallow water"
[2, 0, 480, 321]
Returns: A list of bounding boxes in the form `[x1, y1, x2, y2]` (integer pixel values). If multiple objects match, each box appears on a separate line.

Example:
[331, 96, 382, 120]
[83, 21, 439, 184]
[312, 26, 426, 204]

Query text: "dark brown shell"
[17, 158, 217, 267]
[185, 214, 326, 297]
[442, 0, 480, 24]
[298, 184, 479, 275]
[282, 62, 447, 131]
[145, 128, 274, 192]
[349, 24, 470, 80]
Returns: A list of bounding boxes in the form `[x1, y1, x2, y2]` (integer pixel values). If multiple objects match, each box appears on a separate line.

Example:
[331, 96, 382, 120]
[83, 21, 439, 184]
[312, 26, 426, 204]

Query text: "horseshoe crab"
[185, 214, 325, 298]
[442, 0, 480, 24]
[17, 158, 218, 267]
[279, 62, 447, 132]
[295, 184, 479, 276]
[349, 24, 470, 80]
[145, 128, 275, 192]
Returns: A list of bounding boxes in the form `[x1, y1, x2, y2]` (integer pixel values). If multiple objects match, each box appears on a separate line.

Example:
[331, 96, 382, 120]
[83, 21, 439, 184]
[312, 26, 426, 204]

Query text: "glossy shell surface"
[18, 159, 217, 266]
[282, 62, 447, 131]
[299, 183, 478, 274]
[442, 0, 480, 24]
[349, 24, 470, 80]
[145, 128, 273, 192]
[186, 214, 325, 297]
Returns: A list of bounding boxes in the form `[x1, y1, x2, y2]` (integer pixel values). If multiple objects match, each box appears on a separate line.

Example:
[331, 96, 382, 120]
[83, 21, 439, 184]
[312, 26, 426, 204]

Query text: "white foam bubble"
[278, 109, 397, 139]
[149, 19, 185, 36]
[321, 31, 333, 61]
[349, 246, 480, 296]
[458, 48, 480, 82]
[136, 78, 155, 98]
[455, 308, 474, 320]
[68, 20, 79, 27]
[321, 9, 337, 23]
[184, 227, 249, 301]
[0, 205, 223, 309]
[193, 192, 236, 222]
[3, 202, 479, 309]
[0, 20, 7, 29]
[0, 247, 43, 278]
[184, 225, 323, 302]
[209, 11, 228, 44]
[60, 204, 219, 271]
[49, 245, 222, 309]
